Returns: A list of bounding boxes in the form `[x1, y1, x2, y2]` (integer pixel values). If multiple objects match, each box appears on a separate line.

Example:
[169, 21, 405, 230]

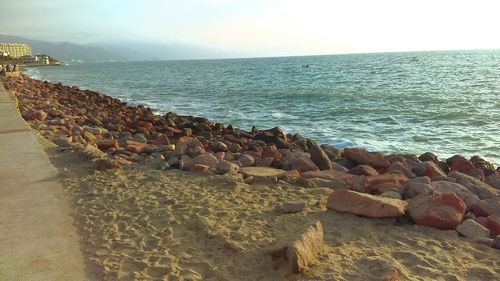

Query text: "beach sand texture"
[45, 141, 499, 281]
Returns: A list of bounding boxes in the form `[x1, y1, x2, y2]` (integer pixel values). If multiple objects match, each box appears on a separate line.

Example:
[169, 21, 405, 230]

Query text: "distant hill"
[0, 34, 124, 62]
[0, 34, 239, 63]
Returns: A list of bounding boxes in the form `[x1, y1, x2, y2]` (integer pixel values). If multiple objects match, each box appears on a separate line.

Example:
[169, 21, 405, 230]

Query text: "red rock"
[449, 171, 499, 199]
[448, 155, 485, 181]
[326, 189, 408, 218]
[289, 157, 319, 173]
[470, 156, 496, 177]
[350, 165, 379, 176]
[387, 161, 417, 179]
[475, 216, 489, 228]
[408, 193, 466, 230]
[191, 163, 210, 172]
[126, 144, 145, 154]
[365, 174, 408, 189]
[97, 140, 119, 150]
[472, 197, 500, 217]
[343, 148, 390, 168]
[307, 141, 333, 171]
[371, 182, 403, 194]
[152, 134, 170, 145]
[487, 215, 500, 236]
[412, 161, 446, 178]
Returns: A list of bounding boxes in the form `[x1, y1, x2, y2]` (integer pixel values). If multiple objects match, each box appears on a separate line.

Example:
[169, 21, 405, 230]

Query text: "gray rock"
[239, 154, 255, 167]
[278, 201, 306, 214]
[449, 171, 500, 199]
[287, 220, 324, 273]
[380, 191, 403, 200]
[431, 181, 480, 209]
[132, 133, 148, 143]
[456, 219, 490, 239]
[403, 181, 434, 199]
[493, 235, 500, 249]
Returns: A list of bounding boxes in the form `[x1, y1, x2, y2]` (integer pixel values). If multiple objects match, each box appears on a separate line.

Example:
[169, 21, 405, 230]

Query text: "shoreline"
[2, 74, 500, 279]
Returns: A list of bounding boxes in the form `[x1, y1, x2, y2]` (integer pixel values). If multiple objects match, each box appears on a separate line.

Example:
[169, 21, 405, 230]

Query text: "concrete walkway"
[0, 81, 89, 280]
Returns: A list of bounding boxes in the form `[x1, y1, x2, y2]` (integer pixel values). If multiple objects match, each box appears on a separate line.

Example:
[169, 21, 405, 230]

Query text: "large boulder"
[350, 165, 379, 176]
[174, 136, 206, 157]
[407, 193, 466, 230]
[343, 148, 389, 168]
[191, 153, 219, 170]
[286, 221, 325, 273]
[307, 141, 333, 171]
[448, 171, 500, 199]
[447, 155, 485, 181]
[254, 127, 290, 149]
[326, 189, 407, 218]
[289, 157, 319, 173]
[472, 196, 500, 217]
[412, 161, 446, 178]
[430, 181, 480, 209]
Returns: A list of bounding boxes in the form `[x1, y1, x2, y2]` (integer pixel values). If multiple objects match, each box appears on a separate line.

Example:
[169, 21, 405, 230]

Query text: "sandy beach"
[2, 75, 500, 280]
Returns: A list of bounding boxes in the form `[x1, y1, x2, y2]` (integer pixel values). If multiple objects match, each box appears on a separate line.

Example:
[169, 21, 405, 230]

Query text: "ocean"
[25, 50, 500, 165]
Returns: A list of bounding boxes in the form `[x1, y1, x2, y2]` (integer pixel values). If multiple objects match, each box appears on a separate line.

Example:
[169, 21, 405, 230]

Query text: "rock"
[412, 161, 446, 178]
[448, 155, 485, 181]
[372, 182, 403, 194]
[486, 215, 500, 236]
[174, 137, 205, 157]
[210, 141, 228, 152]
[255, 157, 274, 167]
[238, 154, 255, 167]
[408, 193, 466, 230]
[152, 134, 170, 145]
[486, 174, 500, 189]
[278, 201, 306, 214]
[343, 148, 390, 168]
[28, 110, 48, 121]
[289, 157, 319, 173]
[326, 189, 408, 218]
[387, 161, 417, 179]
[228, 143, 242, 153]
[254, 127, 290, 149]
[191, 163, 211, 173]
[418, 152, 439, 162]
[448, 171, 499, 199]
[82, 131, 98, 143]
[306, 178, 350, 190]
[456, 219, 490, 239]
[97, 140, 119, 150]
[277, 169, 301, 184]
[295, 178, 317, 188]
[126, 144, 145, 154]
[431, 181, 480, 209]
[473, 197, 500, 217]
[331, 161, 349, 172]
[474, 237, 494, 247]
[365, 174, 408, 190]
[95, 158, 121, 170]
[350, 165, 379, 176]
[84, 126, 105, 135]
[178, 155, 193, 170]
[286, 221, 324, 273]
[301, 170, 354, 183]
[494, 235, 500, 250]
[307, 141, 333, 171]
[470, 156, 496, 177]
[380, 191, 403, 200]
[216, 160, 240, 174]
[241, 166, 286, 178]
[191, 153, 219, 170]
[320, 144, 341, 159]
[79, 144, 106, 159]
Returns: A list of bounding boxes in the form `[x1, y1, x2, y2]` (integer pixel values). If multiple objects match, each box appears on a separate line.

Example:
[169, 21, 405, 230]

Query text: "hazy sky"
[2, 0, 500, 57]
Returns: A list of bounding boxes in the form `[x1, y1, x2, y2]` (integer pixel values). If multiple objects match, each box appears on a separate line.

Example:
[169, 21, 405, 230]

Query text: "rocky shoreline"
[3, 74, 500, 272]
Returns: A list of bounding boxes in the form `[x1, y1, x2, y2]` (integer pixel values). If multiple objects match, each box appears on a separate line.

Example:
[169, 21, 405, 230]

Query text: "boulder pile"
[3, 75, 500, 266]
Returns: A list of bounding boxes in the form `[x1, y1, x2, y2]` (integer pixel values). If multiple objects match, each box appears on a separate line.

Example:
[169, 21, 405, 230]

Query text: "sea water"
[26, 50, 500, 165]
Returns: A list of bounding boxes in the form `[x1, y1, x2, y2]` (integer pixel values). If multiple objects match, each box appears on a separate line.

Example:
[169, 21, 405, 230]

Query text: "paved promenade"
[0, 81, 89, 280]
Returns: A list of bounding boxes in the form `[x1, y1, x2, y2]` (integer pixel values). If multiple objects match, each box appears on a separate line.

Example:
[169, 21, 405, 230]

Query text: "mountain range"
[0, 34, 238, 62]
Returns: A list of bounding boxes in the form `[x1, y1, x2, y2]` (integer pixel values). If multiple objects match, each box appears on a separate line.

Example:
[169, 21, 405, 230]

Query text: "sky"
[1, 0, 500, 57]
